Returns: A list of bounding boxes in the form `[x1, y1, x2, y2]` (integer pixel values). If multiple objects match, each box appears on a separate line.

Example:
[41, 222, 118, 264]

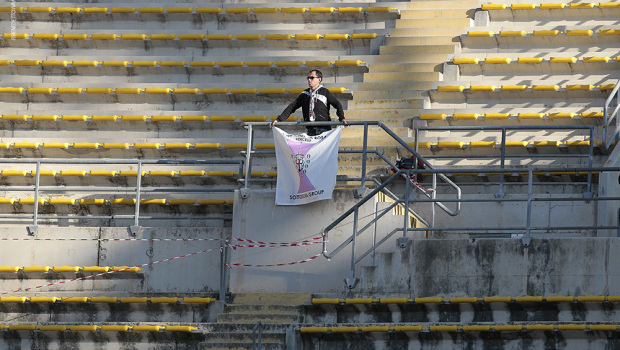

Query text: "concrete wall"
[0, 226, 225, 295]
[597, 145, 620, 237]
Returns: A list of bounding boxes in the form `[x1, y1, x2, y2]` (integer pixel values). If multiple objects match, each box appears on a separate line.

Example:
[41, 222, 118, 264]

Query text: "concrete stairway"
[202, 293, 310, 350]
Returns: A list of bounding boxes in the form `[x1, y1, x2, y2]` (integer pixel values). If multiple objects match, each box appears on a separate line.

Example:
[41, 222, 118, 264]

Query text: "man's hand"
[341, 118, 349, 126]
[271, 120, 278, 128]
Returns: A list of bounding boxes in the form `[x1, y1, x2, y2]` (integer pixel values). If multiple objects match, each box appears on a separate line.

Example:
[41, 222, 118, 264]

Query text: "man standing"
[272, 70, 347, 136]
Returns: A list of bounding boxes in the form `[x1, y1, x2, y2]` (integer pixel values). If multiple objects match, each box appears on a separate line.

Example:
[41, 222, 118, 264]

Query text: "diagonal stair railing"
[603, 79, 620, 150]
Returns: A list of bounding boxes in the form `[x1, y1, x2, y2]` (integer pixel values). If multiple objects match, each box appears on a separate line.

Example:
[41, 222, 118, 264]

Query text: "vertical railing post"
[403, 171, 410, 237]
[523, 169, 533, 246]
[244, 124, 254, 191]
[586, 127, 594, 195]
[357, 123, 369, 197]
[346, 208, 360, 288]
[497, 128, 506, 198]
[130, 161, 142, 235]
[27, 161, 42, 235]
[431, 173, 437, 238]
[220, 235, 230, 303]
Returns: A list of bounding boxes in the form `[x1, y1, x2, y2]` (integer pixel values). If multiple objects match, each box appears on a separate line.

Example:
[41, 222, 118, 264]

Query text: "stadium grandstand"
[0, 0, 618, 348]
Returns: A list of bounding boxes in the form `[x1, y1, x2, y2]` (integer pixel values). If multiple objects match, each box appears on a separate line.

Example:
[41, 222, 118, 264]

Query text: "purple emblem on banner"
[287, 140, 316, 193]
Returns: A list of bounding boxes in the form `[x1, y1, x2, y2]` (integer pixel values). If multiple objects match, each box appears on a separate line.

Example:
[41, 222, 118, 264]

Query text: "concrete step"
[380, 45, 457, 55]
[400, 9, 472, 19]
[217, 312, 302, 324]
[357, 81, 433, 91]
[353, 90, 427, 99]
[369, 63, 439, 73]
[406, 1, 478, 9]
[201, 342, 284, 350]
[386, 36, 458, 46]
[230, 292, 311, 306]
[391, 27, 472, 36]
[348, 98, 425, 110]
[363, 71, 441, 82]
[223, 304, 302, 315]
[373, 54, 452, 63]
[396, 17, 471, 28]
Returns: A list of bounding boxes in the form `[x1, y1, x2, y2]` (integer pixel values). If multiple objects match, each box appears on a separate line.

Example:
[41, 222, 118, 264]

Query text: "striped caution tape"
[226, 252, 322, 268]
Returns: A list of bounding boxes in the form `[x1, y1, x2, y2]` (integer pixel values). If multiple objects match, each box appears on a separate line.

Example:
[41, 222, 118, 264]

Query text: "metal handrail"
[603, 80, 620, 150]
[0, 158, 243, 234]
[242, 120, 462, 216]
[252, 321, 262, 350]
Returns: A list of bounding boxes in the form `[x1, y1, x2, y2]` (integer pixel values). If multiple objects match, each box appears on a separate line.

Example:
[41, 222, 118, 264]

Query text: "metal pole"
[497, 128, 506, 197]
[431, 173, 436, 238]
[347, 208, 359, 288]
[30, 161, 41, 235]
[132, 162, 143, 234]
[403, 172, 410, 237]
[244, 124, 254, 190]
[360, 123, 369, 189]
[372, 200, 378, 266]
[220, 235, 229, 303]
[524, 169, 533, 246]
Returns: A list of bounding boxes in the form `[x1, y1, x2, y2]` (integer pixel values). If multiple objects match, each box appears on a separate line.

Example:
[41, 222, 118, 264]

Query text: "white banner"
[273, 127, 341, 205]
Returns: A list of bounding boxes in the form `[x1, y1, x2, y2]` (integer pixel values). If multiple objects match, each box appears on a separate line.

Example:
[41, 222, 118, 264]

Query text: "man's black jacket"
[276, 87, 345, 123]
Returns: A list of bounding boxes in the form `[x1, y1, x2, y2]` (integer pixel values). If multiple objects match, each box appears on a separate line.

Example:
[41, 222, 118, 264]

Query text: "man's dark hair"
[309, 69, 322, 80]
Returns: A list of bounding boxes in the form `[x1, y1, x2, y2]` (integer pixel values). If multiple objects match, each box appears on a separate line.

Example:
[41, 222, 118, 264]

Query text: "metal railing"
[603, 80, 620, 150]
[414, 125, 595, 196]
[0, 158, 242, 235]
[252, 321, 262, 350]
[242, 121, 461, 216]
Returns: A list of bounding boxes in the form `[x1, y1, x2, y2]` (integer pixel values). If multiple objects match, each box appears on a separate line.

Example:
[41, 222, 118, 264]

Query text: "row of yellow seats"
[0, 170, 275, 177]
[436, 84, 615, 92]
[0, 6, 394, 14]
[1, 59, 365, 67]
[0, 266, 141, 273]
[412, 140, 597, 148]
[2, 33, 377, 40]
[301, 323, 620, 333]
[482, 2, 620, 10]
[0, 324, 197, 332]
[313, 295, 616, 305]
[0, 296, 214, 304]
[0, 114, 289, 122]
[0, 198, 235, 206]
[0, 142, 276, 150]
[467, 29, 619, 37]
[0, 142, 261, 150]
[419, 111, 603, 119]
[0, 87, 350, 94]
[419, 171, 599, 177]
[453, 56, 620, 64]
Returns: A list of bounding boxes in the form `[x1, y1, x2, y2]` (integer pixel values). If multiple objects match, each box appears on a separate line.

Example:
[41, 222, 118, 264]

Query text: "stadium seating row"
[0, 266, 141, 273]
[419, 112, 603, 119]
[481, 3, 620, 10]
[1, 59, 365, 67]
[0, 198, 235, 205]
[312, 295, 616, 304]
[435, 84, 615, 91]
[0, 87, 350, 94]
[0, 142, 265, 150]
[452, 56, 620, 64]
[412, 140, 595, 148]
[0, 324, 197, 332]
[301, 323, 620, 333]
[0, 170, 271, 177]
[0, 296, 213, 303]
[2, 33, 378, 40]
[0, 6, 395, 14]
[467, 29, 620, 37]
[0, 114, 285, 122]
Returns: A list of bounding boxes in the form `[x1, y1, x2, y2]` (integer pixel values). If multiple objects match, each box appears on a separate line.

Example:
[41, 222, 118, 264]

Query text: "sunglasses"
[307, 76, 319, 80]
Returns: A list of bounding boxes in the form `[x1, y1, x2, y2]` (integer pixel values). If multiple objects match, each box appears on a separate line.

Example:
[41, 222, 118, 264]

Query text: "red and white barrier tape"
[227, 252, 322, 268]
[0, 246, 221, 296]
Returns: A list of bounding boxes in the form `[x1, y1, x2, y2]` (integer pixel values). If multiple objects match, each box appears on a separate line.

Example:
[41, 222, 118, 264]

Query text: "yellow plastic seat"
[161, 60, 186, 67]
[600, 29, 620, 35]
[545, 296, 575, 302]
[366, 6, 393, 12]
[253, 8, 279, 14]
[62, 34, 89, 40]
[131, 61, 157, 67]
[0, 6, 23, 12]
[30, 170, 56, 177]
[119, 171, 145, 177]
[92, 34, 118, 40]
[60, 170, 86, 176]
[505, 141, 529, 147]
[437, 86, 464, 92]
[190, 61, 216, 67]
[583, 56, 610, 63]
[310, 7, 335, 13]
[295, 34, 321, 40]
[196, 8, 222, 13]
[569, 3, 595, 8]
[207, 34, 233, 40]
[470, 85, 495, 92]
[518, 57, 545, 63]
[499, 31, 526, 37]
[481, 4, 507, 10]
[438, 141, 464, 148]
[0, 87, 25, 93]
[540, 3, 566, 9]
[502, 85, 528, 91]
[2, 170, 27, 176]
[79, 198, 106, 205]
[3, 33, 29, 39]
[0, 267, 20, 273]
[183, 297, 215, 304]
[113, 266, 142, 273]
[532, 85, 559, 91]
[27, 6, 53, 12]
[223, 143, 247, 149]
[566, 84, 593, 91]
[463, 325, 492, 331]
[195, 143, 221, 149]
[226, 7, 252, 13]
[179, 170, 206, 176]
[566, 29, 593, 36]
[208, 170, 236, 177]
[470, 141, 496, 147]
[179, 34, 205, 40]
[145, 88, 171, 94]
[30, 296, 59, 303]
[264, 34, 290, 41]
[549, 112, 575, 119]
[22, 266, 51, 273]
[120, 115, 147, 121]
[90, 296, 118, 304]
[133, 325, 162, 332]
[85, 87, 112, 94]
[62, 115, 88, 121]
[352, 33, 378, 39]
[73, 142, 101, 149]
[534, 141, 560, 147]
[103, 143, 130, 149]
[338, 7, 363, 13]
[468, 31, 495, 37]
[236, 34, 262, 40]
[165, 325, 197, 332]
[453, 58, 479, 64]
[519, 113, 544, 119]
[89, 170, 117, 177]
[202, 88, 228, 94]
[101, 325, 131, 331]
[48, 198, 75, 205]
[19, 198, 46, 205]
[600, 84, 617, 90]
[281, 7, 307, 13]
[14, 142, 40, 149]
[485, 58, 512, 64]
[57, 88, 83, 94]
[419, 113, 447, 120]
[164, 143, 191, 149]
[324, 34, 350, 40]
[133, 143, 160, 149]
[82, 267, 110, 273]
[453, 113, 479, 120]
[148, 171, 176, 177]
[168, 199, 196, 205]
[512, 4, 537, 9]
[109, 198, 136, 205]
[56, 7, 81, 13]
[42, 60, 68, 67]
[119, 297, 148, 303]
[9, 324, 37, 331]
[69, 325, 99, 331]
